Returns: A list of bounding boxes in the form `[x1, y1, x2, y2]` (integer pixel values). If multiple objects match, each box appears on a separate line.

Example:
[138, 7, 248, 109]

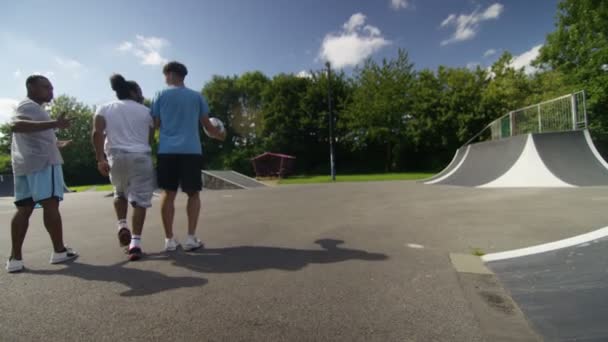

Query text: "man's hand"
[97, 160, 110, 177]
[56, 112, 72, 129]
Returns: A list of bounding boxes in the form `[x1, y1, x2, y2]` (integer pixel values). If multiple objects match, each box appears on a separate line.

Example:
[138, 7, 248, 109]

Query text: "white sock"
[187, 234, 196, 240]
[118, 219, 128, 230]
[130, 235, 141, 248]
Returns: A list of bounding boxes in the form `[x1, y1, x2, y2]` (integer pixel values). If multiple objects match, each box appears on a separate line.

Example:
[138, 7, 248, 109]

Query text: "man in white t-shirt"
[92, 74, 155, 261]
[6, 75, 78, 273]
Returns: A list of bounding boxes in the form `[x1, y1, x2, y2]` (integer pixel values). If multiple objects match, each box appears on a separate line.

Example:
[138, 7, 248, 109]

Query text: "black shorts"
[157, 154, 203, 193]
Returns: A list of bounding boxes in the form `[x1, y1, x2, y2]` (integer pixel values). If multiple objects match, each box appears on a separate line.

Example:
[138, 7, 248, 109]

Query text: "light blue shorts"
[14, 164, 64, 206]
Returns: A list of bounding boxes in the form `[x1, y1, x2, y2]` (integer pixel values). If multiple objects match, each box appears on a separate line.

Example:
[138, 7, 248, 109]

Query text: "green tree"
[0, 153, 11, 174]
[343, 49, 416, 171]
[50, 95, 105, 185]
[260, 73, 310, 159]
[535, 0, 608, 147]
[202, 71, 270, 174]
[480, 52, 532, 124]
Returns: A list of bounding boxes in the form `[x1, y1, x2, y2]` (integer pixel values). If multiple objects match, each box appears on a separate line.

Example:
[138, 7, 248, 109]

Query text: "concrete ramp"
[427, 134, 528, 187]
[426, 130, 608, 188]
[423, 147, 468, 183]
[202, 170, 267, 190]
[533, 130, 608, 186]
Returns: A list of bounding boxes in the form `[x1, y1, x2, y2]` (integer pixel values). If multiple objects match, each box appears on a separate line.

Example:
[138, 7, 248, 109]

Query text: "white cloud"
[117, 35, 169, 66]
[55, 57, 82, 69]
[482, 3, 503, 19]
[13, 69, 21, 79]
[343, 13, 366, 33]
[364, 25, 381, 37]
[483, 49, 497, 57]
[390, 0, 409, 10]
[466, 62, 480, 70]
[117, 41, 133, 52]
[440, 3, 504, 46]
[296, 70, 312, 79]
[510, 44, 542, 75]
[33, 71, 56, 78]
[0, 98, 18, 125]
[319, 13, 391, 69]
[441, 14, 456, 27]
[54, 57, 84, 79]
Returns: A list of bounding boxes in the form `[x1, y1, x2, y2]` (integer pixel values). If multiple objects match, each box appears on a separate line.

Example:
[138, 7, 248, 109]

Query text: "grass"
[69, 184, 113, 192]
[471, 248, 486, 257]
[278, 172, 435, 185]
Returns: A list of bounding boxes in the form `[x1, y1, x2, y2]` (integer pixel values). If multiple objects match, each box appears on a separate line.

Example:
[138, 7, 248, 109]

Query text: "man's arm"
[11, 113, 70, 133]
[92, 115, 110, 176]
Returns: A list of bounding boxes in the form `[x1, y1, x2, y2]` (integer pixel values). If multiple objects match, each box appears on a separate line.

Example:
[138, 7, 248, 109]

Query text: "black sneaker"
[128, 247, 143, 261]
[118, 227, 132, 247]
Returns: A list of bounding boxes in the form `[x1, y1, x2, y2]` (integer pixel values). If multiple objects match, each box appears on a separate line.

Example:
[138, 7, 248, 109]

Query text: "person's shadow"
[27, 260, 207, 297]
[148, 239, 388, 274]
[26, 239, 387, 297]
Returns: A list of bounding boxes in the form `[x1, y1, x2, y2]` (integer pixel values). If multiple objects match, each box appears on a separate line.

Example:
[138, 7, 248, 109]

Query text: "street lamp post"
[326, 61, 336, 182]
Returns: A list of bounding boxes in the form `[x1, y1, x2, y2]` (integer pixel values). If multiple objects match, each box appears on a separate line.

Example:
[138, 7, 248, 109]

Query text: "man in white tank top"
[92, 75, 155, 261]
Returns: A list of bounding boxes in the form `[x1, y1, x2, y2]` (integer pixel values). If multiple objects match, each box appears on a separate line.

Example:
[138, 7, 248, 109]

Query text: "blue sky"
[0, 0, 559, 122]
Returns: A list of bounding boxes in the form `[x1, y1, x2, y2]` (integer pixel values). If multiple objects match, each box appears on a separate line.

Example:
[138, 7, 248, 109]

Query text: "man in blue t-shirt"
[150, 61, 225, 252]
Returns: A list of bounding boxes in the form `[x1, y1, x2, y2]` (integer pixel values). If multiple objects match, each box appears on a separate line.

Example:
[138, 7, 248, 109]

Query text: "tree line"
[0, 0, 605, 185]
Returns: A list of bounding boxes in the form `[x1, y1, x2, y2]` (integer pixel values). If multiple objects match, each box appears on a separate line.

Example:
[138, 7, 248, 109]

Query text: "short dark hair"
[163, 61, 188, 78]
[25, 75, 48, 88]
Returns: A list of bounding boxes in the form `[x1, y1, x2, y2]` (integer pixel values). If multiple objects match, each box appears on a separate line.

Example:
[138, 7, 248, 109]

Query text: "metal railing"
[465, 91, 587, 146]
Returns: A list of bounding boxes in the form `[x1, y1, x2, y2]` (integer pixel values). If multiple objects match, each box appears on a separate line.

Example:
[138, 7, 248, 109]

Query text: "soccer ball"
[203, 117, 225, 138]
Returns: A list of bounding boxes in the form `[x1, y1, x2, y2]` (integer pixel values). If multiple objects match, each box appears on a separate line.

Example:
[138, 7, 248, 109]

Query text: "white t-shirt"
[95, 100, 153, 154]
[11, 98, 63, 176]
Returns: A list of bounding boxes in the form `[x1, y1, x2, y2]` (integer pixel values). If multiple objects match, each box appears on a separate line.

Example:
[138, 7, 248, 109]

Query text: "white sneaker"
[50, 247, 79, 264]
[164, 238, 180, 252]
[183, 236, 203, 251]
[6, 258, 24, 273]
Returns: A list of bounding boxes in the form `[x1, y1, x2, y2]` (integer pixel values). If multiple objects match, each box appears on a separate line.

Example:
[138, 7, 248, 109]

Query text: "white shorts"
[108, 150, 156, 208]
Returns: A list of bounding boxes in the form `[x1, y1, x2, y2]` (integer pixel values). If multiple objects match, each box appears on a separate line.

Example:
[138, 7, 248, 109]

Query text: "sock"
[130, 235, 141, 249]
[187, 234, 196, 241]
[118, 219, 128, 231]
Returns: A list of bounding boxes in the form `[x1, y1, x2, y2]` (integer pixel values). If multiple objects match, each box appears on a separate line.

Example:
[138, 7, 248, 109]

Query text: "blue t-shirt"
[150, 86, 210, 154]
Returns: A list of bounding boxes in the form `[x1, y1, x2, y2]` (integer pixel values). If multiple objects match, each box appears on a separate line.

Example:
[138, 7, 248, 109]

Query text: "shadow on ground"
[25, 239, 387, 297]
[151, 239, 388, 273]
[27, 259, 207, 297]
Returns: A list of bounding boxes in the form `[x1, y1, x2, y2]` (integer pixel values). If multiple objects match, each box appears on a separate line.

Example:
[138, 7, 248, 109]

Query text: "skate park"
[2, 92, 608, 341]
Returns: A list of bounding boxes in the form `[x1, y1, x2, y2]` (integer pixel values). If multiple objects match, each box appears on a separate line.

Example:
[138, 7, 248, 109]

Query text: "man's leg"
[114, 196, 128, 222]
[160, 191, 177, 239]
[109, 153, 131, 246]
[39, 197, 65, 253]
[181, 155, 203, 251]
[186, 191, 200, 236]
[115, 195, 131, 247]
[127, 205, 147, 260]
[10, 203, 35, 260]
[157, 154, 179, 242]
[128, 153, 154, 242]
[132, 206, 146, 236]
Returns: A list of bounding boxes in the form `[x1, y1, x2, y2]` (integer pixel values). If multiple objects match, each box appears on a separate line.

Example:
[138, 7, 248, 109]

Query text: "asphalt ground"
[2, 182, 608, 341]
